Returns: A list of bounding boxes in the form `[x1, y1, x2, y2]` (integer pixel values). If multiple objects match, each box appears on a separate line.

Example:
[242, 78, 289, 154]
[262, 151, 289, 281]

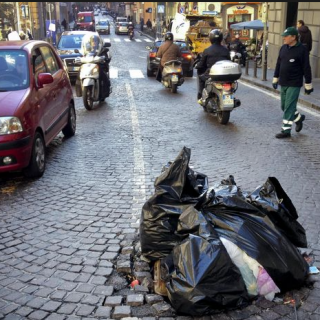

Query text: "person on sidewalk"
[146, 19, 152, 30]
[156, 32, 181, 82]
[140, 17, 144, 32]
[272, 27, 313, 139]
[196, 29, 231, 101]
[297, 20, 312, 53]
[61, 18, 67, 31]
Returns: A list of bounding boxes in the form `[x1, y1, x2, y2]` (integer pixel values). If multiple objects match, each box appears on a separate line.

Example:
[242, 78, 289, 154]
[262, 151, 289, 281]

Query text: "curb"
[138, 30, 156, 41]
[240, 77, 320, 112]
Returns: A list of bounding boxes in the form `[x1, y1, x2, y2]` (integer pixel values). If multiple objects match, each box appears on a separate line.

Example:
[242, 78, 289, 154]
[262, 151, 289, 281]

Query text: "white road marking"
[135, 39, 142, 42]
[144, 38, 152, 42]
[239, 80, 320, 118]
[129, 70, 144, 78]
[110, 67, 118, 78]
[125, 82, 146, 226]
[103, 38, 111, 42]
[124, 39, 131, 42]
[114, 38, 121, 42]
[139, 56, 145, 59]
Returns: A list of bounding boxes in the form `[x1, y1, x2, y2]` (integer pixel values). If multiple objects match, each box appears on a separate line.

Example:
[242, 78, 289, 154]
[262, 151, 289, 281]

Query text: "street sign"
[158, 5, 165, 13]
[46, 3, 54, 13]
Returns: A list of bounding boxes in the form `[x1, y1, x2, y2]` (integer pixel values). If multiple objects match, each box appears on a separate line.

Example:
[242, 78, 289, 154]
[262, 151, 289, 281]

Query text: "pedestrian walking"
[272, 27, 313, 139]
[61, 18, 67, 31]
[56, 20, 62, 34]
[140, 17, 144, 32]
[146, 19, 152, 30]
[297, 20, 312, 53]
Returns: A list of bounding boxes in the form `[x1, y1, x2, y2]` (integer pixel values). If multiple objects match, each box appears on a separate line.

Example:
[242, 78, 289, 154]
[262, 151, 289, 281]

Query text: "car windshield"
[0, 50, 29, 91]
[120, 23, 128, 27]
[78, 16, 92, 23]
[58, 34, 84, 49]
[98, 21, 109, 26]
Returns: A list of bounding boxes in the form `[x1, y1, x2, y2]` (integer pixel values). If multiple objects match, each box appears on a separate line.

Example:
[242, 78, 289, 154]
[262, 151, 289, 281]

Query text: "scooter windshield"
[81, 34, 103, 57]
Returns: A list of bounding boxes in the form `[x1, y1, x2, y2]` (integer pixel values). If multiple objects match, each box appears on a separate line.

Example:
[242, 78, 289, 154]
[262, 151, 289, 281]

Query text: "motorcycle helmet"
[165, 32, 174, 41]
[209, 29, 223, 44]
[129, 21, 133, 25]
[82, 33, 103, 56]
[235, 34, 240, 39]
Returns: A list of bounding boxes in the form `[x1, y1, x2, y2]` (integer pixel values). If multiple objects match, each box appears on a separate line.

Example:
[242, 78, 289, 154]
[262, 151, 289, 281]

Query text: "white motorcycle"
[75, 34, 112, 110]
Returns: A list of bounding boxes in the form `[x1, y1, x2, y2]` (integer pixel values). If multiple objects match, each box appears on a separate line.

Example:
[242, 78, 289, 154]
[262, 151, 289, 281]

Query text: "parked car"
[56, 31, 99, 80]
[146, 40, 194, 77]
[96, 19, 110, 35]
[75, 11, 95, 31]
[0, 40, 76, 178]
[115, 22, 129, 35]
[101, 10, 108, 16]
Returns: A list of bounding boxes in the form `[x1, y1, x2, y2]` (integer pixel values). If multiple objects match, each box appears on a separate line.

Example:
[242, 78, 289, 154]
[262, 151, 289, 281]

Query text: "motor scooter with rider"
[75, 34, 112, 110]
[229, 34, 247, 66]
[128, 22, 134, 40]
[195, 29, 242, 124]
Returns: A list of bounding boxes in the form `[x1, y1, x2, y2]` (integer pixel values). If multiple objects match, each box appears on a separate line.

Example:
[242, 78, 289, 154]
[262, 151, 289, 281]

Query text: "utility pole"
[261, 2, 268, 81]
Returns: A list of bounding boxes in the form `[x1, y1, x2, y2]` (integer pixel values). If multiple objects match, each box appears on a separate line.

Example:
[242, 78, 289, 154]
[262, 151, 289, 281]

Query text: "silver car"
[96, 19, 110, 35]
[115, 22, 129, 35]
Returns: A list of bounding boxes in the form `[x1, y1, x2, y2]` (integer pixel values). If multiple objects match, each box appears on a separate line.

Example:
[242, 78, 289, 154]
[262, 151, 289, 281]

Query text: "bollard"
[262, 59, 267, 81]
[245, 59, 249, 76]
[253, 60, 257, 78]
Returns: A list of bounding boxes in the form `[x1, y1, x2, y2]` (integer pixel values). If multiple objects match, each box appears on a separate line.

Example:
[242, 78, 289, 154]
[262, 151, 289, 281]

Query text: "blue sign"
[46, 20, 56, 45]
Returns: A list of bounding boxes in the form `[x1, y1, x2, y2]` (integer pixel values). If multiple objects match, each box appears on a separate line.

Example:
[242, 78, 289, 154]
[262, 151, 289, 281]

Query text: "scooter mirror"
[74, 49, 80, 53]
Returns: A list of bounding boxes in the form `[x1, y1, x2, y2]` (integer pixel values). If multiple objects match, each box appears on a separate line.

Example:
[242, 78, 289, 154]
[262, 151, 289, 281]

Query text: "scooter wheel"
[171, 84, 177, 93]
[217, 111, 230, 125]
[83, 86, 94, 110]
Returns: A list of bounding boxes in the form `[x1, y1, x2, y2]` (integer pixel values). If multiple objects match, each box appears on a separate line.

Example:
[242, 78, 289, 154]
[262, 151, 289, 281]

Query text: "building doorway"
[286, 2, 298, 28]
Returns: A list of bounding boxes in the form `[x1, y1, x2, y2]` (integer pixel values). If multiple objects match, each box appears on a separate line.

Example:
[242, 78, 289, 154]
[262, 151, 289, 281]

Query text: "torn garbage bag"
[163, 207, 250, 315]
[203, 181, 309, 292]
[140, 147, 208, 261]
[246, 177, 307, 248]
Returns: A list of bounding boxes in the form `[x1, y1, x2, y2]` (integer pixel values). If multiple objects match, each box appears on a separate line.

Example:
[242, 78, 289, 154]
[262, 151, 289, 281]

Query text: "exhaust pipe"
[234, 99, 241, 108]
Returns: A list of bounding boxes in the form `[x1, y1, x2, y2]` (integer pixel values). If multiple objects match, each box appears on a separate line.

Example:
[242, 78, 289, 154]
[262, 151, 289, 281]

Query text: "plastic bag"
[140, 147, 208, 261]
[257, 267, 280, 301]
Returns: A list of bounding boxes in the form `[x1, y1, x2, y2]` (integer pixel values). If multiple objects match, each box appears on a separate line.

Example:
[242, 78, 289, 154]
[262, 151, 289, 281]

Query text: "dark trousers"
[156, 65, 163, 82]
[197, 73, 209, 99]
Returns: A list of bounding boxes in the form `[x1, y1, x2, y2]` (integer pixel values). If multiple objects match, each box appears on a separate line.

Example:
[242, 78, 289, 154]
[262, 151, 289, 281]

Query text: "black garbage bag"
[140, 147, 208, 261]
[246, 177, 307, 248]
[203, 181, 309, 292]
[163, 206, 250, 315]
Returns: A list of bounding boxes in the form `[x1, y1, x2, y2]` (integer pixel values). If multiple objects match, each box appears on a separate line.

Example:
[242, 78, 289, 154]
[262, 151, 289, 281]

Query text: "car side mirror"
[103, 42, 111, 48]
[146, 46, 151, 50]
[37, 73, 53, 89]
[74, 49, 80, 53]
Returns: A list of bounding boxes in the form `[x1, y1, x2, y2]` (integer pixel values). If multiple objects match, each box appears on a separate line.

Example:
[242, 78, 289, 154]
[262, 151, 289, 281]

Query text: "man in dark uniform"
[272, 27, 313, 139]
[196, 29, 231, 101]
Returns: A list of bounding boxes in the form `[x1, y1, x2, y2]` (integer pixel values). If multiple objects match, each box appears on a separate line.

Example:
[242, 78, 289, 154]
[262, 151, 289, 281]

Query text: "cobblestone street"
[1, 20, 320, 320]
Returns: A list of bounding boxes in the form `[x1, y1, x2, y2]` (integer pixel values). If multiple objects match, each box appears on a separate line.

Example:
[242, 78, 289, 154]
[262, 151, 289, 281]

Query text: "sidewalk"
[236, 61, 320, 112]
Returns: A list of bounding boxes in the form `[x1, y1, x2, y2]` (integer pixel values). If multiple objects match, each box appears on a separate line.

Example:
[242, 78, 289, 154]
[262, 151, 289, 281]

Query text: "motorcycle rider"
[76, 34, 111, 99]
[128, 21, 134, 39]
[156, 32, 181, 82]
[196, 29, 231, 101]
[229, 34, 247, 66]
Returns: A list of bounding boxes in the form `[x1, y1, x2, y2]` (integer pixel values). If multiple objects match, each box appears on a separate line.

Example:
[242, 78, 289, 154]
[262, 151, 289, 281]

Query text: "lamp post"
[261, 2, 268, 81]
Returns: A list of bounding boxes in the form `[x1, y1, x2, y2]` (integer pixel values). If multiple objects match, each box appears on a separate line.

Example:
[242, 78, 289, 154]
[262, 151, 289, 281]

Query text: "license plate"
[172, 75, 178, 82]
[68, 66, 80, 71]
[223, 94, 233, 105]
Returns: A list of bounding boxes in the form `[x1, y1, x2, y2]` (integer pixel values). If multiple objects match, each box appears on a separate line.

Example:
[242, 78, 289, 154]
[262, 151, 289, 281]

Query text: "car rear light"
[150, 52, 156, 58]
[181, 53, 192, 59]
[223, 83, 232, 91]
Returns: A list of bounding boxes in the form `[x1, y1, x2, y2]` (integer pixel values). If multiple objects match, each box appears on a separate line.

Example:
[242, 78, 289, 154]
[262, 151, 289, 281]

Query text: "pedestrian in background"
[61, 18, 67, 31]
[140, 17, 144, 32]
[272, 27, 313, 139]
[297, 20, 312, 53]
[146, 19, 152, 30]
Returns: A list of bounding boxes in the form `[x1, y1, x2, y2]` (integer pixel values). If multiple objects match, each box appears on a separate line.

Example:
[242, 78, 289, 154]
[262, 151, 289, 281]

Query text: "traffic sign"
[46, 3, 54, 13]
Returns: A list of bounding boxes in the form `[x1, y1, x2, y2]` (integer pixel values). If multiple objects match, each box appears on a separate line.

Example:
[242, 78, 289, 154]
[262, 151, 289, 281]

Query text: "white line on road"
[135, 39, 142, 42]
[110, 67, 118, 78]
[125, 83, 146, 226]
[124, 39, 131, 42]
[103, 38, 111, 42]
[144, 38, 152, 42]
[239, 80, 320, 118]
[139, 56, 145, 59]
[129, 70, 144, 78]
[114, 38, 121, 42]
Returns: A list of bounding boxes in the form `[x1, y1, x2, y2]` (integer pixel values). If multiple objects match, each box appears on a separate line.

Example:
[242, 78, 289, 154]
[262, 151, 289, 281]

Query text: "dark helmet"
[209, 29, 223, 44]
[165, 32, 173, 41]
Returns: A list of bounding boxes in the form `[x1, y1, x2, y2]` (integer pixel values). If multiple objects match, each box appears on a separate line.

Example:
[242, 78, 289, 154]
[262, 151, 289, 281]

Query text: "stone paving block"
[145, 294, 164, 305]
[5, 314, 24, 320]
[26, 297, 47, 309]
[41, 301, 62, 312]
[134, 261, 150, 272]
[1, 303, 20, 315]
[50, 290, 67, 301]
[93, 285, 114, 296]
[104, 295, 123, 307]
[101, 252, 119, 260]
[15, 306, 34, 317]
[28, 310, 49, 320]
[272, 305, 292, 316]
[64, 292, 85, 303]
[56, 303, 77, 315]
[134, 285, 149, 293]
[122, 246, 134, 255]
[34, 287, 55, 298]
[113, 306, 132, 319]
[94, 306, 112, 318]
[152, 302, 174, 316]
[117, 260, 131, 274]
[75, 283, 95, 293]
[95, 267, 113, 276]
[127, 294, 145, 306]
[45, 314, 67, 320]
[81, 294, 101, 305]
[260, 310, 281, 320]
[75, 304, 95, 316]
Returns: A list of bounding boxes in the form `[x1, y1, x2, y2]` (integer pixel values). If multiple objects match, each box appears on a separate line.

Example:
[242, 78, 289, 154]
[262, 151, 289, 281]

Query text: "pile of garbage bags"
[140, 147, 309, 316]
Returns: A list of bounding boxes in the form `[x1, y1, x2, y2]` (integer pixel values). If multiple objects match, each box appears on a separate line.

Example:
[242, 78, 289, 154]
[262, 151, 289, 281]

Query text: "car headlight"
[0, 117, 23, 135]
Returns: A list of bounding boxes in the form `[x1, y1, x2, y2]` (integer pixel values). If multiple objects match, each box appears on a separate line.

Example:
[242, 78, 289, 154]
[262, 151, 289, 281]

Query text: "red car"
[0, 40, 76, 178]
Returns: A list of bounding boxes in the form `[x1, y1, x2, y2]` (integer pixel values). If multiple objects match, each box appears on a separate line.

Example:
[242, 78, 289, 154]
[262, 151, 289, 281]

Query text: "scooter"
[129, 29, 134, 40]
[195, 58, 242, 125]
[229, 43, 246, 67]
[255, 42, 268, 68]
[75, 46, 112, 110]
[157, 58, 184, 93]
